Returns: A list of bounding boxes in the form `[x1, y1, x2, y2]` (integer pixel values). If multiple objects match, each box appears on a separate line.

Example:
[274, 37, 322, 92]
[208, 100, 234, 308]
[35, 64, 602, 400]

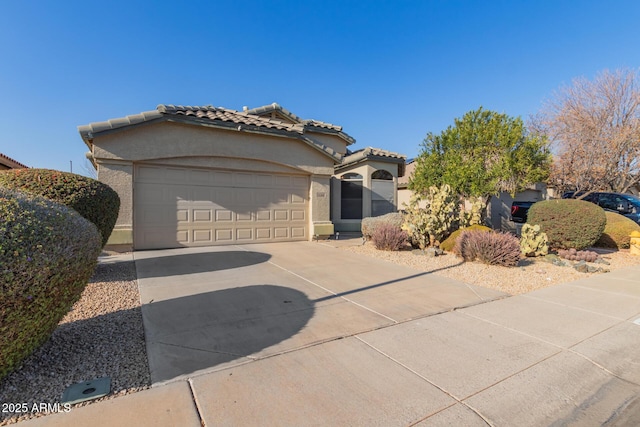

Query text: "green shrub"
[453, 230, 521, 267]
[0, 169, 120, 247]
[440, 224, 491, 252]
[595, 212, 640, 249]
[361, 212, 403, 239]
[371, 223, 408, 251]
[526, 199, 606, 250]
[0, 189, 102, 380]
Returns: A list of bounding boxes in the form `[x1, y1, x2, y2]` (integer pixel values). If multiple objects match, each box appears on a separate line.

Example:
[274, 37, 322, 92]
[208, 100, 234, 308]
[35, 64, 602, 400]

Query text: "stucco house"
[79, 103, 405, 250]
[0, 153, 28, 170]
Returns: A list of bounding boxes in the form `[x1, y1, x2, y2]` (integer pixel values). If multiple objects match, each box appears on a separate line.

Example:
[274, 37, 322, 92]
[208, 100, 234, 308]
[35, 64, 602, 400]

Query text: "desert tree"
[532, 68, 640, 194]
[410, 107, 551, 213]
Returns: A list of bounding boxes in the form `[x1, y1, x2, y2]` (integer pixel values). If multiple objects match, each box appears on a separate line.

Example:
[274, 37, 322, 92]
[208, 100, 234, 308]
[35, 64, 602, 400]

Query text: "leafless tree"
[81, 157, 97, 179]
[531, 68, 640, 194]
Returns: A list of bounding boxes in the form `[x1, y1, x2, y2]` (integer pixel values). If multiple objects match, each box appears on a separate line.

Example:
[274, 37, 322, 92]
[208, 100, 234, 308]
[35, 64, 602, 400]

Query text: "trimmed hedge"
[0, 169, 120, 247]
[361, 212, 403, 239]
[439, 224, 491, 252]
[526, 199, 606, 250]
[0, 189, 102, 380]
[595, 212, 640, 249]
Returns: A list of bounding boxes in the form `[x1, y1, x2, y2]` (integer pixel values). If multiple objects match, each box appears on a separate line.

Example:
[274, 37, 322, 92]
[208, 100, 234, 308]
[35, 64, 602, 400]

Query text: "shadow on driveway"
[143, 284, 314, 383]
[135, 251, 271, 278]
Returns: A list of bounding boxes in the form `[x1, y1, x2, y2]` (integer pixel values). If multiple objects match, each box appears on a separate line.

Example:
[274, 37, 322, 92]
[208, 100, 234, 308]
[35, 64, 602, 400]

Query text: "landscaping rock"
[425, 247, 444, 257]
[544, 254, 569, 267]
[573, 261, 590, 273]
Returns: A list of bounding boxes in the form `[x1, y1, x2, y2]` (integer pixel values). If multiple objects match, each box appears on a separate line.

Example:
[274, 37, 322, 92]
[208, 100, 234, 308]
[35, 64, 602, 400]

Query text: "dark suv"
[562, 191, 640, 225]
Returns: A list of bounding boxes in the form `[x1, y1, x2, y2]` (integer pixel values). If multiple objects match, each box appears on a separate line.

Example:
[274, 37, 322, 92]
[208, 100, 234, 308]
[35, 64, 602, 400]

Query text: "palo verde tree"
[410, 107, 551, 212]
[532, 68, 640, 194]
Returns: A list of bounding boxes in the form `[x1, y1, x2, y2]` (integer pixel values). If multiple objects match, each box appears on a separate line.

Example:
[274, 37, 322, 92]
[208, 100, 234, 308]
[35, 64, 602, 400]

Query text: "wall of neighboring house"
[488, 183, 550, 234]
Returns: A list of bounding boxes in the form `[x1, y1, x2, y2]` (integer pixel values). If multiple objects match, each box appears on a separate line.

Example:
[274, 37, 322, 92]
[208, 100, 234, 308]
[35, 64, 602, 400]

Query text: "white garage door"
[134, 165, 309, 249]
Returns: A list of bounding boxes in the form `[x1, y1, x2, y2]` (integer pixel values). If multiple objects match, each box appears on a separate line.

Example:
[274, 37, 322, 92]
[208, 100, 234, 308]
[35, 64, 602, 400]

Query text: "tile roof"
[159, 104, 306, 133]
[336, 147, 407, 177]
[245, 103, 355, 144]
[0, 153, 28, 169]
[78, 104, 349, 162]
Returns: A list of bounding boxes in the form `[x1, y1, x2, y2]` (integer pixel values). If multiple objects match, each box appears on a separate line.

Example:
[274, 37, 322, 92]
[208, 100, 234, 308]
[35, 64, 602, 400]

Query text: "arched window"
[371, 170, 393, 180]
[371, 170, 395, 216]
[340, 173, 363, 219]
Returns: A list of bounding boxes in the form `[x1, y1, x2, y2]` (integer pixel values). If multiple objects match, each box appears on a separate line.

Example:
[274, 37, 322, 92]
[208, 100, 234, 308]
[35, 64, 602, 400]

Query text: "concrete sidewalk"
[19, 244, 640, 426]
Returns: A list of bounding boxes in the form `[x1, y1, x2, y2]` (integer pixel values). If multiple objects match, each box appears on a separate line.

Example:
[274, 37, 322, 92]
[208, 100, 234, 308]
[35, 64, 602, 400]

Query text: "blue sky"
[1, 1, 639, 175]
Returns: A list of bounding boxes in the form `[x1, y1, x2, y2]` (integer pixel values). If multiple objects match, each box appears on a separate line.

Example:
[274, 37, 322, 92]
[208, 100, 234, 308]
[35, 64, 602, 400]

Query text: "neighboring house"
[0, 153, 28, 170]
[487, 183, 550, 233]
[397, 159, 419, 210]
[79, 103, 404, 249]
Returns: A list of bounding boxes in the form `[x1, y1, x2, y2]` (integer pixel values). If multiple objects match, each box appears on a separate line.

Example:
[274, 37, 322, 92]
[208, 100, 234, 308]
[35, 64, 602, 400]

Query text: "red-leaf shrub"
[453, 230, 521, 267]
[371, 223, 408, 251]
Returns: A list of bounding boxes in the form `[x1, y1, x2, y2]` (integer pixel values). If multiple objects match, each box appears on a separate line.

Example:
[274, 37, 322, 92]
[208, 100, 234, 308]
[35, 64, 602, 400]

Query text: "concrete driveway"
[133, 241, 505, 385]
[23, 241, 640, 426]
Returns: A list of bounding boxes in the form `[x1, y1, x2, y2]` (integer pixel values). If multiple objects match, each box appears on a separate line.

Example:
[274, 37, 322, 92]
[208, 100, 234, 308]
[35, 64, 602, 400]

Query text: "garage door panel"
[291, 192, 305, 204]
[274, 228, 289, 238]
[177, 209, 189, 223]
[135, 165, 309, 249]
[215, 210, 233, 221]
[236, 229, 253, 240]
[193, 209, 212, 222]
[235, 188, 254, 206]
[193, 230, 213, 242]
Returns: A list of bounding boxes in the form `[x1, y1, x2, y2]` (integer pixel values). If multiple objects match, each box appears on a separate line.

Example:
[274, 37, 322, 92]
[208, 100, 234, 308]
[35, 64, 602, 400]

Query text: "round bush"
[440, 224, 491, 252]
[0, 169, 120, 247]
[361, 212, 404, 239]
[595, 212, 640, 249]
[526, 199, 606, 250]
[0, 189, 102, 380]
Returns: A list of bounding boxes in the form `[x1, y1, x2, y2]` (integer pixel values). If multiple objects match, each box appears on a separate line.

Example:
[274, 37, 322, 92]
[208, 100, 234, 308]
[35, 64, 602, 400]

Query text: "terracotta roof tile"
[0, 153, 28, 169]
[78, 103, 347, 163]
[337, 147, 406, 177]
[159, 104, 305, 133]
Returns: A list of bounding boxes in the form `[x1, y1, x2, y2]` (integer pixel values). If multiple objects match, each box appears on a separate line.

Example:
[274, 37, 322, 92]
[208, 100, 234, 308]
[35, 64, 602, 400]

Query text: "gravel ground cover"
[342, 242, 640, 295]
[0, 256, 149, 425]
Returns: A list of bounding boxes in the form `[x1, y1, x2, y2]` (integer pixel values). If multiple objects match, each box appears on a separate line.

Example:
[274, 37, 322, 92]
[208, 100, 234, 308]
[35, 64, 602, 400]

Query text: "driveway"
[21, 241, 640, 426]
[133, 241, 505, 385]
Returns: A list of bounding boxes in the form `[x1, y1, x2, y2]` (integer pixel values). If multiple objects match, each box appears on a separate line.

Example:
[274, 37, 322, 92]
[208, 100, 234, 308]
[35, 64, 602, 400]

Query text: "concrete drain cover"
[61, 377, 111, 405]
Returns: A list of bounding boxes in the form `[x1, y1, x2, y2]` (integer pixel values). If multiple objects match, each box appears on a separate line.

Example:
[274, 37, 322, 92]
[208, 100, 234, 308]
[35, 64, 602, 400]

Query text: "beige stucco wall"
[91, 121, 346, 245]
[331, 160, 400, 232]
[93, 121, 339, 176]
[307, 132, 350, 157]
[97, 161, 134, 245]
